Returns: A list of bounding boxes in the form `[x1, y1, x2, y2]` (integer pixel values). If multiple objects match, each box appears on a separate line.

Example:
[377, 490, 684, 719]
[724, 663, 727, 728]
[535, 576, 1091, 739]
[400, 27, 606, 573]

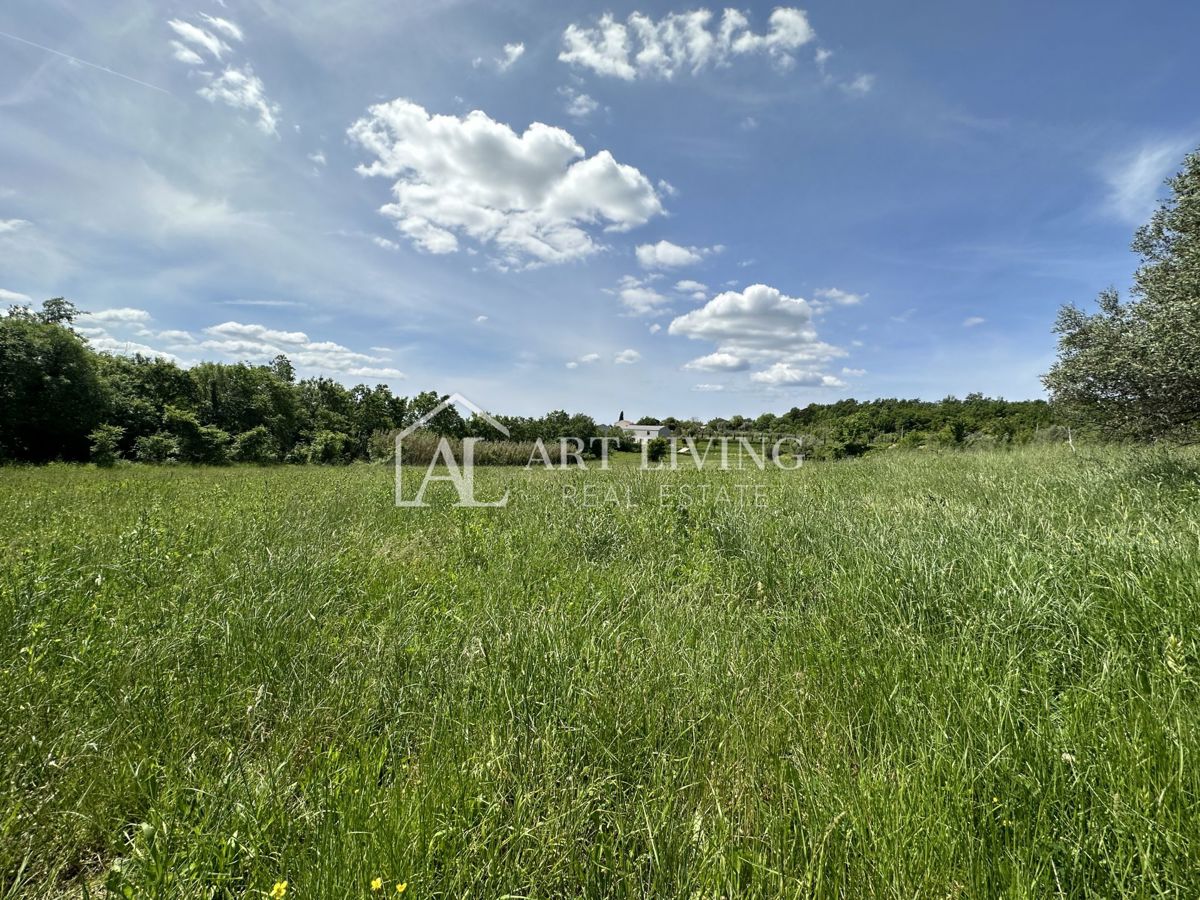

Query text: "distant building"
[614, 410, 672, 445]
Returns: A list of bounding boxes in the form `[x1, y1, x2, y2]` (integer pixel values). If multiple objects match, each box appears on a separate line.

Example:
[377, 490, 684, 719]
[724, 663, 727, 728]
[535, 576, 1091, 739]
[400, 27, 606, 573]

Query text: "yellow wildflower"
[371, 877, 383, 892]
[396, 884, 408, 895]
[270, 882, 288, 899]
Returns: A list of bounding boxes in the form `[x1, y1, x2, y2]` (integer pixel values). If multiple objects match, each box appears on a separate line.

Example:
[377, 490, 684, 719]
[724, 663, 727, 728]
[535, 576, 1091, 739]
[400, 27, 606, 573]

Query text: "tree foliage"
[1045, 147, 1200, 440]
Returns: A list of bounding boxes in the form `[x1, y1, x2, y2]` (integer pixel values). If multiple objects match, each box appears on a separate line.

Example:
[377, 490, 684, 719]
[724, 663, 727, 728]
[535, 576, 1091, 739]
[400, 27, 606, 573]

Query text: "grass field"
[2, 447, 1198, 898]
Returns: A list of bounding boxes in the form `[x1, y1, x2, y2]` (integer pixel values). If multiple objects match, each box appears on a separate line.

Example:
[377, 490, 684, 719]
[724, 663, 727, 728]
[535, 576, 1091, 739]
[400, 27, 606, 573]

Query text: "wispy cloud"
[1103, 138, 1193, 224]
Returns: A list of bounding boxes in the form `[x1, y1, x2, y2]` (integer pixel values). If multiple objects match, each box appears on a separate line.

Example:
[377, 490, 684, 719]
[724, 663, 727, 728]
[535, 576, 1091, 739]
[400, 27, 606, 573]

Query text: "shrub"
[163, 406, 231, 464]
[232, 426, 279, 464]
[646, 437, 668, 463]
[88, 424, 124, 467]
[308, 430, 350, 465]
[135, 431, 180, 463]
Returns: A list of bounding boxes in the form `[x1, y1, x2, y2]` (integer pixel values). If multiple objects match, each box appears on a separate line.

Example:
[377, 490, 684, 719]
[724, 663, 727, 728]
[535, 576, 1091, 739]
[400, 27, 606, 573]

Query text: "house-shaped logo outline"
[395, 392, 510, 442]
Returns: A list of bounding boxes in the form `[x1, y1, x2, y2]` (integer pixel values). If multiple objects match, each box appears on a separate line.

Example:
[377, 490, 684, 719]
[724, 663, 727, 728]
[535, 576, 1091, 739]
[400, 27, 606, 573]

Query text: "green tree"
[1045, 147, 1200, 439]
[0, 299, 105, 460]
[88, 424, 125, 467]
[232, 425, 279, 464]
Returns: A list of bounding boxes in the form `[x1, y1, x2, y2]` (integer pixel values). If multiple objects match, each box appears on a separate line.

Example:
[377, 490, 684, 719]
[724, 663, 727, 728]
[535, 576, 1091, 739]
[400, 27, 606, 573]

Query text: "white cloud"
[612, 274, 671, 315]
[740, 116, 759, 131]
[199, 14, 244, 43]
[962, 316, 986, 327]
[79, 307, 153, 324]
[841, 367, 867, 376]
[1103, 138, 1193, 224]
[750, 363, 845, 387]
[811, 287, 865, 313]
[614, 348, 641, 364]
[675, 279, 708, 299]
[497, 42, 525, 71]
[0, 288, 33, 304]
[89, 336, 180, 361]
[170, 41, 204, 65]
[559, 86, 600, 120]
[684, 351, 748, 372]
[199, 321, 405, 378]
[692, 383, 725, 392]
[308, 151, 327, 166]
[841, 74, 875, 96]
[636, 239, 720, 269]
[348, 99, 664, 266]
[0, 218, 30, 233]
[372, 236, 400, 250]
[669, 283, 845, 384]
[167, 19, 231, 61]
[619, 284, 669, 315]
[475, 315, 489, 323]
[648, 323, 662, 333]
[199, 66, 280, 135]
[168, 17, 280, 135]
[566, 351, 602, 369]
[560, 8, 816, 80]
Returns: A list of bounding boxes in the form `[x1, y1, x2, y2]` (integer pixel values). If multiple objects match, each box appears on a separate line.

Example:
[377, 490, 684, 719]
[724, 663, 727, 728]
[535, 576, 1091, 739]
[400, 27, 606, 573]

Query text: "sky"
[2, 0, 1198, 421]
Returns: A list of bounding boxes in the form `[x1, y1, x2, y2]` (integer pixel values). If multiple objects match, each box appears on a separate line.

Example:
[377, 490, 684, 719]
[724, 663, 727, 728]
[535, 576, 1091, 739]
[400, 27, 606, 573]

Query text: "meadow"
[1, 446, 1198, 898]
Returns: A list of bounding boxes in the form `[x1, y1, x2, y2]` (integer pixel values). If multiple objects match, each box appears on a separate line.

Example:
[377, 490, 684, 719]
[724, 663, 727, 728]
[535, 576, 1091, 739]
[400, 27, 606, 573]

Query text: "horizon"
[2, 0, 1198, 422]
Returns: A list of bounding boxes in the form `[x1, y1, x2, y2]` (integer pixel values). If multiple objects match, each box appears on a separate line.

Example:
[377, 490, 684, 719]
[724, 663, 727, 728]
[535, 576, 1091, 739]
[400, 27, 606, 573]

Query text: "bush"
[232, 426, 279, 464]
[308, 430, 350, 465]
[646, 437, 668, 463]
[88, 424, 124, 467]
[163, 406, 230, 464]
[135, 431, 180, 463]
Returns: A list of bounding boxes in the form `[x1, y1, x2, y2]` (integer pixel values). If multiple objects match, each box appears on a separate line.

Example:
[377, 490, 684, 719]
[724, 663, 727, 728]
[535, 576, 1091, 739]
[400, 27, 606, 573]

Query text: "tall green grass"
[1, 446, 1197, 897]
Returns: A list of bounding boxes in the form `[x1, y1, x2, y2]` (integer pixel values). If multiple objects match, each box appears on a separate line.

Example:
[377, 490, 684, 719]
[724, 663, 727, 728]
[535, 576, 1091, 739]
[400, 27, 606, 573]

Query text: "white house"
[614, 411, 672, 445]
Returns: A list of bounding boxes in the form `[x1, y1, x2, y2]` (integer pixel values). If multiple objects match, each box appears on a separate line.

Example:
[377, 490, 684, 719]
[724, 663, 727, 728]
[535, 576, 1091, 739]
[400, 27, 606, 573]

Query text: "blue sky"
[2, 0, 1197, 420]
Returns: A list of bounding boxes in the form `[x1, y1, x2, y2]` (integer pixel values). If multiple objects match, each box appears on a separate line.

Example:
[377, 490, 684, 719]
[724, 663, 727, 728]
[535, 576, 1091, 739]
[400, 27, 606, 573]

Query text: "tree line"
[0, 301, 1058, 467]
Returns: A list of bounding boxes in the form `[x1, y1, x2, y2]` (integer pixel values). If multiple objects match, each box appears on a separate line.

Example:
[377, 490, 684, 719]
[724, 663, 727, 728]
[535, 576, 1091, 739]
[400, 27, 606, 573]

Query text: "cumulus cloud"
[675, 279, 708, 299]
[560, 8, 816, 80]
[669, 283, 845, 386]
[168, 16, 281, 135]
[683, 351, 748, 372]
[614, 348, 641, 364]
[566, 351, 602, 369]
[611, 274, 670, 316]
[636, 239, 720, 269]
[559, 86, 600, 120]
[963, 316, 986, 327]
[348, 99, 664, 266]
[750, 363, 845, 387]
[0, 218, 30, 233]
[75, 309, 404, 380]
